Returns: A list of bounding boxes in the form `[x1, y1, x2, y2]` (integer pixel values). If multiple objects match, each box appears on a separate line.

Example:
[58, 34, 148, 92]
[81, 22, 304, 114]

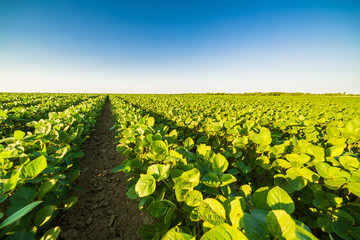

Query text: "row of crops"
[0, 93, 105, 239]
[110, 95, 360, 240]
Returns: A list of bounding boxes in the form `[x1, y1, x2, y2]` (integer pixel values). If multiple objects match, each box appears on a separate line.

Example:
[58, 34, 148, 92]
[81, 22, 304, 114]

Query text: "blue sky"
[1, 0, 359, 93]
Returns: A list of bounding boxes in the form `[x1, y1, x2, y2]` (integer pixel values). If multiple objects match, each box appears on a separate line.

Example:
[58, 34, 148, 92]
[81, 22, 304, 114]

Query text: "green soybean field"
[1, 93, 360, 240]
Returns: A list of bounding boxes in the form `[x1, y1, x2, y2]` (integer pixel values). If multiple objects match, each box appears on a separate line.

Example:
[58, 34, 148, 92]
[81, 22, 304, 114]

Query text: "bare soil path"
[55, 97, 151, 240]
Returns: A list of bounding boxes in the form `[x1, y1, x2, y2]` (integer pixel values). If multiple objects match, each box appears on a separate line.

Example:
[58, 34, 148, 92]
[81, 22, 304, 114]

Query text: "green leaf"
[200, 223, 248, 240]
[317, 216, 333, 233]
[223, 198, 244, 229]
[243, 213, 270, 240]
[347, 182, 360, 198]
[0, 201, 42, 229]
[199, 198, 226, 225]
[185, 190, 203, 207]
[147, 201, 168, 218]
[4, 232, 35, 240]
[267, 186, 295, 214]
[14, 130, 26, 140]
[202, 173, 220, 187]
[220, 174, 237, 187]
[251, 187, 270, 210]
[252, 127, 272, 145]
[135, 174, 156, 197]
[315, 162, 333, 179]
[332, 221, 352, 240]
[126, 185, 138, 199]
[38, 179, 57, 198]
[11, 187, 37, 205]
[3, 167, 22, 192]
[152, 140, 168, 154]
[295, 225, 318, 240]
[266, 210, 296, 240]
[63, 196, 78, 210]
[147, 117, 155, 127]
[184, 137, 195, 150]
[40, 227, 61, 240]
[34, 205, 55, 226]
[147, 164, 170, 181]
[339, 155, 359, 170]
[179, 168, 200, 189]
[139, 225, 157, 239]
[0, 195, 8, 204]
[212, 153, 229, 174]
[327, 145, 345, 157]
[25, 155, 47, 178]
[239, 184, 252, 199]
[162, 228, 195, 240]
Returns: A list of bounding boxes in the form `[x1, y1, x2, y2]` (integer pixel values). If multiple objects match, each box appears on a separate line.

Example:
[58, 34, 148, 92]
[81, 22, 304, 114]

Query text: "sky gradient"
[1, 0, 360, 93]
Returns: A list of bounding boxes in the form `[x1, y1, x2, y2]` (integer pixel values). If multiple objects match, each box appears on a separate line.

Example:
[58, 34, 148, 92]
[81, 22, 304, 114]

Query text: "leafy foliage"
[0, 93, 105, 238]
[111, 94, 360, 240]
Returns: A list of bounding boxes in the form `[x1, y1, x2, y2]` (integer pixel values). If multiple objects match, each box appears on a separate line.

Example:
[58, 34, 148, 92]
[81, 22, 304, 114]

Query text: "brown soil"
[54, 98, 152, 240]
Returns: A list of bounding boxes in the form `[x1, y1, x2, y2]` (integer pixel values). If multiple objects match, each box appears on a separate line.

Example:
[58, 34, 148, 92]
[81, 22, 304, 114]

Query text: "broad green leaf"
[11, 187, 37, 205]
[179, 168, 200, 189]
[25, 155, 47, 178]
[251, 187, 270, 210]
[63, 196, 78, 210]
[252, 127, 272, 145]
[315, 162, 333, 179]
[220, 174, 237, 187]
[148, 201, 168, 218]
[162, 227, 195, 240]
[38, 179, 57, 198]
[317, 216, 333, 233]
[0, 201, 42, 229]
[267, 186, 295, 214]
[347, 182, 360, 198]
[34, 205, 55, 226]
[184, 137, 195, 150]
[339, 156, 359, 170]
[202, 173, 220, 187]
[139, 225, 157, 239]
[199, 198, 226, 225]
[266, 210, 296, 240]
[212, 153, 229, 173]
[223, 198, 244, 229]
[3, 167, 22, 192]
[327, 145, 345, 157]
[332, 221, 352, 240]
[190, 207, 201, 222]
[200, 223, 248, 240]
[14, 130, 26, 140]
[147, 117, 155, 126]
[243, 213, 270, 240]
[3, 231, 35, 240]
[239, 184, 252, 199]
[126, 185, 138, 199]
[295, 225, 318, 240]
[152, 140, 168, 154]
[40, 227, 61, 240]
[147, 164, 170, 181]
[185, 190, 203, 207]
[135, 174, 156, 197]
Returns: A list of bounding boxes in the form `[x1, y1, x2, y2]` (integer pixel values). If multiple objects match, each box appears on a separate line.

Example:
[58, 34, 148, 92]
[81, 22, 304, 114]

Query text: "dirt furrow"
[55, 97, 151, 240]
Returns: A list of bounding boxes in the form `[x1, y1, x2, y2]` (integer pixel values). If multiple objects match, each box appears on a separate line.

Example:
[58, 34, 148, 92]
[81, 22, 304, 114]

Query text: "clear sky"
[1, 0, 359, 94]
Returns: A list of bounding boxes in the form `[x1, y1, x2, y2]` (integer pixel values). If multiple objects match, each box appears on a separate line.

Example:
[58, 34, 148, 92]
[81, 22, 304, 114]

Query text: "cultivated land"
[0, 93, 359, 240]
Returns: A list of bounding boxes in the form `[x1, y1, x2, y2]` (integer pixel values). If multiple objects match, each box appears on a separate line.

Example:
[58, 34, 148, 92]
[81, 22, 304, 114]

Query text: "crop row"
[0, 94, 105, 239]
[111, 95, 360, 240]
